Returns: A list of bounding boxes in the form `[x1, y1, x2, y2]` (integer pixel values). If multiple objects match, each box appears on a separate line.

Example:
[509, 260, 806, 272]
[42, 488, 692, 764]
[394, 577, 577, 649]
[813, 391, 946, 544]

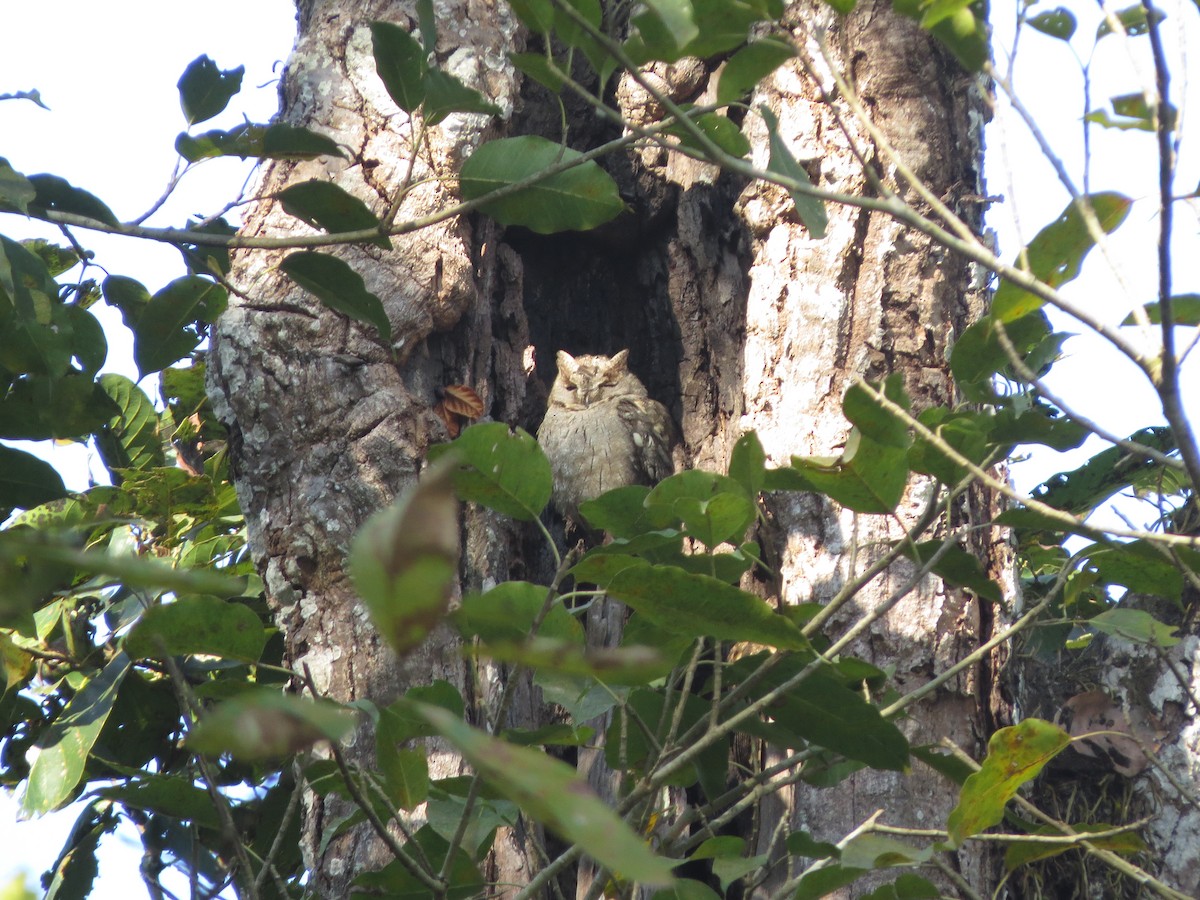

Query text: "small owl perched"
[538, 349, 676, 523]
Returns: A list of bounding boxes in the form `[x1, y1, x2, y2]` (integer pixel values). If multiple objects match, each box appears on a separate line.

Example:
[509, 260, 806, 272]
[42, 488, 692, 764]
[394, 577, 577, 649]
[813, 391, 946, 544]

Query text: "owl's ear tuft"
[556, 350, 579, 376]
[609, 349, 630, 370]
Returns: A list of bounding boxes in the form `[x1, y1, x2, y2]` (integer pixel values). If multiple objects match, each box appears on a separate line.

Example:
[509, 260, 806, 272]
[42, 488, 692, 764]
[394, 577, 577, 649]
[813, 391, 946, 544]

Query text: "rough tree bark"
[208, 0, 1005, 895]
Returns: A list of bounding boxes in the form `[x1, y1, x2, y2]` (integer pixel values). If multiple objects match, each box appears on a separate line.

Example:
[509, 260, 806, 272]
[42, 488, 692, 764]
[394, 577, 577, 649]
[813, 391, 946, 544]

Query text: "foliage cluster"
[0, 0, 1195, 897]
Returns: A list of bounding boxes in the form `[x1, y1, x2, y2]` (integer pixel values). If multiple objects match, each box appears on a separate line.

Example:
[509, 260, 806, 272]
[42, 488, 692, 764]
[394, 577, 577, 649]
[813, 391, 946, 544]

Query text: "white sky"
[1, 0, 1197, 896]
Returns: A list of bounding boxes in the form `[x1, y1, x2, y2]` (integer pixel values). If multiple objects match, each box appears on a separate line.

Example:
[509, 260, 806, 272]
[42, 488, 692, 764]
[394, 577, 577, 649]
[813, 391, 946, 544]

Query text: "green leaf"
[666, 112, 751, 158]
[949, 311, 1050, 396]
[717, 39, 794, 106]
[0, 446, 67, 511]
[134, 276, 227, 377]
[371, 20, 428, 113]
[1029, 426, 1175, 516]
[908, 408, 992, 485]
[279, 251, 392, 343]
[897, 540, 1003, 602]
[728, 431, 766, 496]
[176, 123, 343, 162]
[22, 653, 132, 816]
[459, 136, 624, 234]
[843, 375, 911, 448]
[454, 581, 583, 645]
[992, 193, 1131, 323]
[350, 460, 460, 656]
[416, 702, 676, 885]
[422, 69, 502, 125]
[0, 374, 120, 441]
[1004, 823, 1146, 871]
[277, 180, 390, 248]
[1027, 7, 1076, 39]
[759, 107, 827, 238]
[102, 275, 151, 331]
[893, 0, 988, 70]
[946, 719, 1071, 847]
[379, 747, 429, 810]
[631, 0, 700, 59]
[510, 53, 567, 92]
[95, 374, 164, 472]
[1086, 608, 1179, 648]
[1097, 4, 1166, 38]
[794, 864, 866, 900]
[653, 881, 723, 900]
[790, 429, 908, 513]
[186, 691, 356, 760]
[509, 0, 556, 33]
[27, 174, 118, 226]
[1082, 539, 1198, 599]
[769, 673, 910, 770]
[94, 776, 221, 830]
[580, 560, 808, 650]
[262, 124, 344, 159]
[578, 485, 657, 538]
[0, 158, 36, 214]
[429, 421, 553, 521]
[176, 55, 244, 126]
[124, 596, 268, 662]
[1122, 294, 1200, 326]
[644, 470, 756, 546]
[43, 801, 116, 900]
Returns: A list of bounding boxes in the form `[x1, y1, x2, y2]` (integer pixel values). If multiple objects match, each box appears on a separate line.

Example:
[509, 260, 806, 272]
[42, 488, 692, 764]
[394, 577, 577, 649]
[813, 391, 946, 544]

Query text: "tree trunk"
[208, 0, 1004, 895]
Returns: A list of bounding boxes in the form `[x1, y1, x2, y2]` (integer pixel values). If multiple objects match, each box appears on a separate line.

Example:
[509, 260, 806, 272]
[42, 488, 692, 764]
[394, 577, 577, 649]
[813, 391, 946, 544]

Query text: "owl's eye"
[565, 383, 577, 391]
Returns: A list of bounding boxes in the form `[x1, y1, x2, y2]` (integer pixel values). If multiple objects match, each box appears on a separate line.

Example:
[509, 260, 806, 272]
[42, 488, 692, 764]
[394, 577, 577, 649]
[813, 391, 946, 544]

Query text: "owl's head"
[548, 349, 649, 409]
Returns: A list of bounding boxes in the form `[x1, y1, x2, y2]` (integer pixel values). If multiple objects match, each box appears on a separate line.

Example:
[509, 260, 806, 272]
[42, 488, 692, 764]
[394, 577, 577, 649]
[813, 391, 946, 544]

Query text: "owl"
[538, 349, 676, 523]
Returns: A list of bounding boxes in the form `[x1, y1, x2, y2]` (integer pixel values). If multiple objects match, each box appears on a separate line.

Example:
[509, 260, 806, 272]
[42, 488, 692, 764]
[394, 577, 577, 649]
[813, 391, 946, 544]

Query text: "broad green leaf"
[1029, 426, 1175, 516]
[992, 193, 1131, 323]
[652, 880, 722, 900]
[279, 251, 392, 343]
[840, 833, 932, 867]
[897, 540, 1003, 602]
[96, 374, 164, 472]
[417, 702, 676, 885]
[908, 408, 992, 485]
[893, 0, 988, 70]
[371, 21, 428, 112]
[857, 873, 940, 899]
[501, 723, 595, 747]
[607, 688, 728, 792]
[459, 136, 624, 234]
[262, 123, 344, 159]
[453, 581, 583, 644]
[1086, 93, 1176, 132]
[0, 158, 36, 214]
[187, 691, 356, 760]
[353, 824, 485, 898]
[379, 747, 429, 810]
[728, 431, 766, 496]
[949, 311, 1050, 396]
[102, 275, 151, 331]
[27, 174, 118, 226]
[0, 446, 67, 510]
[134, 276, 228, 378]
[768, 673, 910, 770]
[683, 0, 768, 57]
[717, 39, 794, 105]
[554, 0, 607, 72]
[481, 637, 670, 684]
[1086, 608, 1180, 648]
[843, 375, 911, 448]
[179, 216, 237, 277]
[509, 0, 556, 33]
[0, 374, 119, 441]
[416, 0, 439, 53]
[376, 681, 466, 746]
[1122, 294, 1200, 326]
[759, 107, 827, 238]
[1004, 823, 1146, 871]
[631, 0, 700, 60]
[1082, 539, 1198, 598]
[429, 421, 553, 520]
[350, 460, 460, 656]
[422, 69, 502, 125]
[176, 55, 244, 125]
[510, 52, 567, 91]
[790, 429, 908, 513]
[667, 112, 751, 158]
[578, 485, 657, 537]
[578, 559, 807, 649]
[22, 653, 132, 816]
[1027, 7, 1076, 39]
[786, 830, 840, 859]
[989, 403, 1088, 452]
[644, 470, 756, 545]
[94, 776, 221, 830]
[124, 596, 268, 662]
[42, 801, 116, 900]
[794, 865, 866, 900]
[61, 305, 107, 376]
[277, 180, 390, 248]
[176, 123, 343, 162]
[1097, 4, 1165, 38]
[946, 719, 1071, 847]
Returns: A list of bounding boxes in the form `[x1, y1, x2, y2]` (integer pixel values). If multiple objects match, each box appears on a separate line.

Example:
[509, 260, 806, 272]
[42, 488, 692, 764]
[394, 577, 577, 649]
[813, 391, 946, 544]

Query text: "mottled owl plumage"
[538, 349, 676, 522]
